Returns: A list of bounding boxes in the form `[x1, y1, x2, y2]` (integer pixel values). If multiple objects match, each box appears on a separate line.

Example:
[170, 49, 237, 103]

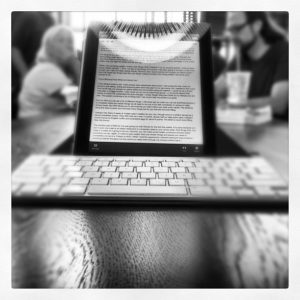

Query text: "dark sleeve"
[273, 42, 288, 83]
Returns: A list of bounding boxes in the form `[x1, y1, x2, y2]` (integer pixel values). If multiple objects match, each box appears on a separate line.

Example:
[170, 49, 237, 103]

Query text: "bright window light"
[116, 12, 146, 23]
[68, 12, 192, 50]
[167, 12, 184, 22]
[84, 12, 116, 26]
[153, 12, 165, 23]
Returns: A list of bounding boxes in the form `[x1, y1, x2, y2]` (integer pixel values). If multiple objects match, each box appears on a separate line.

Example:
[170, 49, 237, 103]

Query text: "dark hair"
[245, 12, 284, 44]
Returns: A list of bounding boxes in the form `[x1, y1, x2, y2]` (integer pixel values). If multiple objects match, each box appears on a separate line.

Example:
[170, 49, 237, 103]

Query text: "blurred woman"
[19, 25, 80, 117]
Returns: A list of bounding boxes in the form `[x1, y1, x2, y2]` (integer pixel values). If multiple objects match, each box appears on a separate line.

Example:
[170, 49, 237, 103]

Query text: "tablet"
[73, 22, 216, 156]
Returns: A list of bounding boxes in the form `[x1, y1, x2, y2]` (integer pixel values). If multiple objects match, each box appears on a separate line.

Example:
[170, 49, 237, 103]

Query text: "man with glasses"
[215, 12, 288, 120]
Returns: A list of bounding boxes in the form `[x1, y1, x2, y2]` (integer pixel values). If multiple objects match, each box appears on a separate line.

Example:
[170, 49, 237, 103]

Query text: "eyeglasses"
[227, 22, 249, 34]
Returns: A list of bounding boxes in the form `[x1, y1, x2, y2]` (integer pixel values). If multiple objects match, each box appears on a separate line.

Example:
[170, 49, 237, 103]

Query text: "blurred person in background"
[215, 11, 288, 120]
[12, 12, 54, 119]
[19, 25, 81, 118]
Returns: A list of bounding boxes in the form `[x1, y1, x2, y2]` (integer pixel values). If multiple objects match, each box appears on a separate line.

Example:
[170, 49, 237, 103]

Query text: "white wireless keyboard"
[12, 155, 288, 207]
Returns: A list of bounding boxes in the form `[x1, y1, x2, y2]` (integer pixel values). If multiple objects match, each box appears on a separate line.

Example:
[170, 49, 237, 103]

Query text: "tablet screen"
[88, 35, 204, 154]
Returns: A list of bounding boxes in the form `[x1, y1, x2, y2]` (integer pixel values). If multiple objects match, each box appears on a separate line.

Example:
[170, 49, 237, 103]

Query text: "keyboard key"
[140, 172, 156, 179]
[169, 179, 185, 186]
[47, 171, 65, 178]
[179, 162, 193, 167]
[64, 166, 82, 172]
[188, 167, 205, 173]
[223, 166, 240, 173]
[103, 172, 120, 178]
[206, 179, 223, 186]
[82, 166, 99, 172]
[52, 177, 70, 185]
[162, 162, 176, 167]
[118, 167, 133, 172]
[130, 179, 147, 185]
[171, 167, 186, 173]
[145, 162, 159, 167]
[230, 173, 248, 181]
[213, 173, 230, 179]
[187, 179, 205, 186]
[215, 186, 235, 197]
[90, 178, 109, 185]
[41, 159, 59, 166]
[46, 166, 63, 172]
[101, 166, 116, 172]
[40, 184, 62, 195]
[87, 185, 187, 195]
[254, 186, 276, 196]
[84, 172, 101, 178]
[158, 173, 173, 179]
[176, 173, 192, 179]
[195, 161, 212, 168]
[19, 184, 41, 195]
[70, 178, 90, 185]
[111, 178, 128, 185]
[137, 167, 151, 173]
[194, 173, 211, 179]
[93, 161, 110, 166]
[60, 160, 76, 166]
[112, 161, 126, 167]
[76, 161, 93, 166]
[150, 179, 165, 186]
[65, 171, 83, 178]
[189, 186, 214, 196]
[236, 188, 256, 198]
[61, 185, 87, 195]
[225, 179, 243, 187]
[122, 172, 138, 178]
[128, 161, 143, 167]
[154, 167, 168, 173]
[205, 167, 223, 173]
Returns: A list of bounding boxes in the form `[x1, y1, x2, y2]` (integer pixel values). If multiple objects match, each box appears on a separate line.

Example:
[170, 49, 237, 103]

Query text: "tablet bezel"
[73, 22, 216, 156]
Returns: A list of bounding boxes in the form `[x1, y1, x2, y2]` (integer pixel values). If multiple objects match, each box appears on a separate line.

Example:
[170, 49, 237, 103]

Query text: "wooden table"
[12, 113, 288, 288]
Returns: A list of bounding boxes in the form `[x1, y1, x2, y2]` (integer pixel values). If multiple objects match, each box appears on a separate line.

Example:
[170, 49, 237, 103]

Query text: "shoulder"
[26, 63, 70, 82]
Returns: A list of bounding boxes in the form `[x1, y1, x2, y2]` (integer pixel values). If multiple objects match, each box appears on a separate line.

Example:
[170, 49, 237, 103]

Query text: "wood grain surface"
[11, 113, 289, 288]
[12, 208, 288, 288]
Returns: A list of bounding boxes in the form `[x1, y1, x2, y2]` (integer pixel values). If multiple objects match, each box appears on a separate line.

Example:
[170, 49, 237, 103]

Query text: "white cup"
[226, 71, 252, 105]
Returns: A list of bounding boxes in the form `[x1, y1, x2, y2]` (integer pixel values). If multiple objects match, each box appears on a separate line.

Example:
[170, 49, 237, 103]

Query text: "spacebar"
[87, 185, 187, 195]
